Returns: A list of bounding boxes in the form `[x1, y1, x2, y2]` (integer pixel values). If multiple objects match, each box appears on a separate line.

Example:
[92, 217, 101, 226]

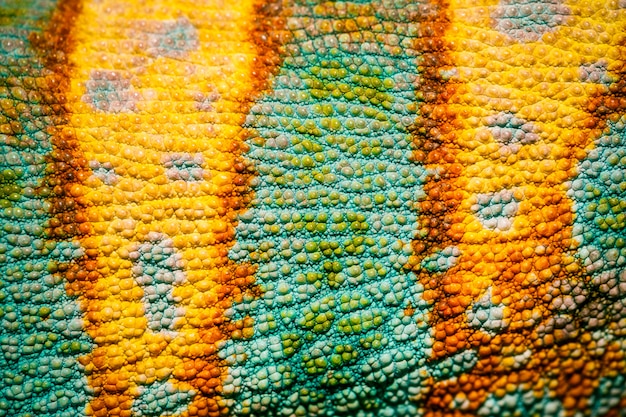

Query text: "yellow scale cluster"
[65, 1, 266, 415]
[416, 0, 626, 411]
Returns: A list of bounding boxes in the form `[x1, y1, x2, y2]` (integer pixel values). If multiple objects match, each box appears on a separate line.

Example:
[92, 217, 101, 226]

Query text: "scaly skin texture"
[1, 1, 626, 416]
[407, 0, 626, 415]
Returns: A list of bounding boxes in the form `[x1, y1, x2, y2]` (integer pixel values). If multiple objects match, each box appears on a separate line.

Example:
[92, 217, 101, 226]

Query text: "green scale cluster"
[558, 115, 626, 416]
[571, 117, 626, 280]
[0, 2, 92, 416]
[222, 2, 476, 416]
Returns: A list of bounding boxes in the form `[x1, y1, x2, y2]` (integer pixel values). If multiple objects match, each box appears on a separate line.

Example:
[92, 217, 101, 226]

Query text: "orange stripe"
[410, 0, 626, 413]
[59, 1, 287, 415]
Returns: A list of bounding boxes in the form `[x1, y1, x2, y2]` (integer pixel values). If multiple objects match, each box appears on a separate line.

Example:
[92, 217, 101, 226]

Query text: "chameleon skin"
[0, 1, 92, 416]
[410, 0, 626, 414]
[2, 0, 285, 416]
[1, 1, 626, 417]
[224, 2, 434, 416]
[228, 0, 626, 416]
[61, 1, 284, 416]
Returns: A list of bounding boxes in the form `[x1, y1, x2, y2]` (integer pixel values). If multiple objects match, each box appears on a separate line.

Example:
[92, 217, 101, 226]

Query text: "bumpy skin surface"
[1, 0, 626, 416]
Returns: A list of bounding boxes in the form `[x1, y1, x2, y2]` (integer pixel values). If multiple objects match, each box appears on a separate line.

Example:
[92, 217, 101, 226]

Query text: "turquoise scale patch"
[588, 375, 626, 417]
[566, 116, 626, 407]
[0, 2, 92, 416]
[221, 2, 450, 416]
[570, 117, 626, 282]
[477, 387, 566, 417]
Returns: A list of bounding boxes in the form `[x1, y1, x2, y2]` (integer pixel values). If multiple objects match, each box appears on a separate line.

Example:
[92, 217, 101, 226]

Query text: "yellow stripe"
[417, 0, 626, 412]
[66, 1, 271, 414]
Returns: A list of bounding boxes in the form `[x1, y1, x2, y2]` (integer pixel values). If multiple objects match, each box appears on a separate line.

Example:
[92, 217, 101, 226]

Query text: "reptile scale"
[1, 0, 626, 416]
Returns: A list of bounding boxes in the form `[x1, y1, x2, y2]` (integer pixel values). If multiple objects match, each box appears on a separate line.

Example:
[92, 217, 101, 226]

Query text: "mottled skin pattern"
[1, 1, 626, 417]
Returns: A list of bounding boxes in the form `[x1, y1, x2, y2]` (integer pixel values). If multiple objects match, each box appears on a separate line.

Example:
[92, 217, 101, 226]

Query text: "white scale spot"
[162, 152, 205, 182]
[473, 189, 520, 232]
[466, 287, 509, 335]
[130, 232, 186, 335]
[88, 160, 121, 185]
[490, 0, 571, 43]
[420, 246, 461, 273]
[82, 70, 141, 113]
[130, 17, 199, 59]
